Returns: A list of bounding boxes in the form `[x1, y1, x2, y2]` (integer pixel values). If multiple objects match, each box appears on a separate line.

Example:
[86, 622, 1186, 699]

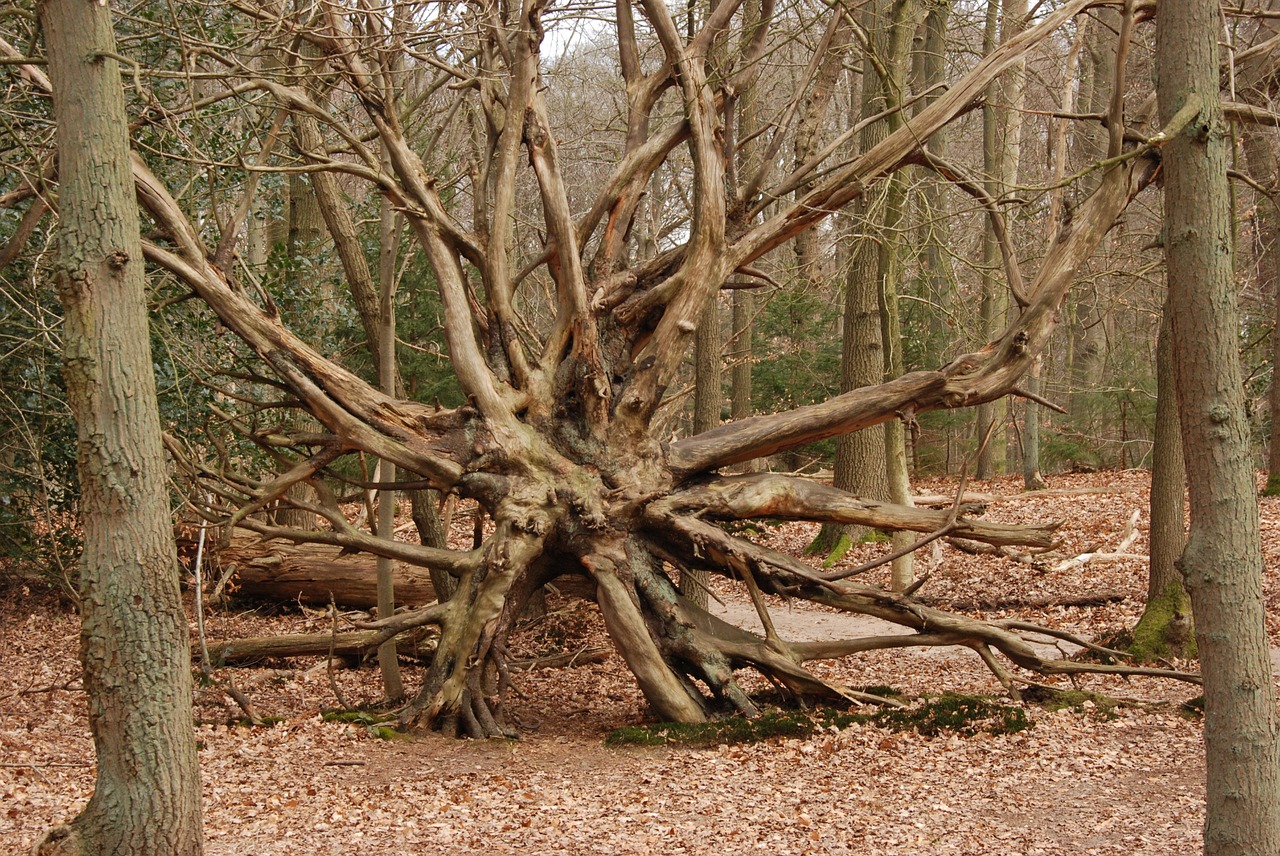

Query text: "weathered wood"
[213, 536, 439, 609]
[200, 630, 436, 665]
[655, 474, 1060, 548]
[922, 590, 1129, 612]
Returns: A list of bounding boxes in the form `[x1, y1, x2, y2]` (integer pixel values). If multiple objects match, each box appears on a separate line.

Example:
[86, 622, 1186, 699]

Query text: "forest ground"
[5, 470, 1279, 854]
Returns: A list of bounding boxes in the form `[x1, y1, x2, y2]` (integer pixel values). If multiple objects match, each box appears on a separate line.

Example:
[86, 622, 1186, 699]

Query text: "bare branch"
[653, 474, 1059, 548]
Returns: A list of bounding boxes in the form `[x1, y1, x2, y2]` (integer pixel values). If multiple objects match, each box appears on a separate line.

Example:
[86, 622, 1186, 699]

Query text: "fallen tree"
[5, 0, 1203, 739]
[211, 535, 440, 610]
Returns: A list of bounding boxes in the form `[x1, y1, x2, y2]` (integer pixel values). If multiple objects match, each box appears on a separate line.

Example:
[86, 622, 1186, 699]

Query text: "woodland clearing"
[4, 469, 1276, 854]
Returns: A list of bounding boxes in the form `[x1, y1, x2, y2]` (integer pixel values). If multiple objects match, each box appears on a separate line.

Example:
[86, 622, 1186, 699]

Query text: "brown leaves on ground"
[4, 471, 1273, 854]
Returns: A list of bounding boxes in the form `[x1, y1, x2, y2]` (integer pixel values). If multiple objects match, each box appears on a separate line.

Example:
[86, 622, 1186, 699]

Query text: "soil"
[4, 470, 1276, 854]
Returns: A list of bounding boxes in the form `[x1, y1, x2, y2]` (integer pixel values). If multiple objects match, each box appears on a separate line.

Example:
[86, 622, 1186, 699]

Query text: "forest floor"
[5, 470, 1280, 854]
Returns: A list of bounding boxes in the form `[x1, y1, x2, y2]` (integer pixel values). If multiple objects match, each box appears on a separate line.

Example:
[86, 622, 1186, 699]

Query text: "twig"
[327, 598, 353, 711]
[222, 675, 264, 726]
[507, 646, 611, 671]
[193, 495, 212, 672]
[1011, 385, 1067, 414]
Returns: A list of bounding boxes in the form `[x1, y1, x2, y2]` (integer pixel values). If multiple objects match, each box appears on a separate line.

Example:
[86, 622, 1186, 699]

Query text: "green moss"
[605, 695, 1031, 748]
[1022, 686, 1119, 719]
[321, 708, 412, 739]
[605, 710, 825, 748]
[872, 694, 1033, 737]
[1130, 582, 1195, 662]
[1264, 472, 1280, 496]
[821, 533, 853, 568]
[322, 709, 393, 725]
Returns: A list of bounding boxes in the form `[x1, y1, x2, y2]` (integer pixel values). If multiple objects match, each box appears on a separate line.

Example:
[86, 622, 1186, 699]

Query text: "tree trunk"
[911, 0, 955, 396]
[1160, 0, 1280, 846]
[375, 171, 404, 701]
[1065, 11, 1118, 440]
[1242, 126, 1280, 494]
[873, 0, 920, 591]
[37, 1, 203, 852]
[683, 298, 721, 606]
[214, 534, 441, 609]
[1130, 306, 1191, 660]
[977, 0, 1025, 479]
[975, 0, 1006, 479]
[813, 4, 888, 556]
[1022, 357, 1047, 490]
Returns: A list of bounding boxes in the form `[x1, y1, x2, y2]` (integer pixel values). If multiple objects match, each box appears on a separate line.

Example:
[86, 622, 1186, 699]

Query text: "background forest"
[6, 0, 1275, 572]
[2, 0, 1280, 851]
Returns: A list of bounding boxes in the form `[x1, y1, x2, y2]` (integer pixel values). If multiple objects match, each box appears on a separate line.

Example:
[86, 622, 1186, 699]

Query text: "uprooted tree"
[2, 0, 1215, 737]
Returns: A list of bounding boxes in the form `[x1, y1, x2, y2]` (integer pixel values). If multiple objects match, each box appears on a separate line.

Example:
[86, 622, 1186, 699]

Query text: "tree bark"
[814, 3, 888, 556]
[214, 535, 441, 609]
[684, 297, 721, 606]
[375, 167, 404, 701]
[1021, 357, 1047, 490]
[1131, 305, 1191, 660]
[37, 0, 203, 851]
[975, 0, 1006, 479]
[1160, 0, 1280, 845]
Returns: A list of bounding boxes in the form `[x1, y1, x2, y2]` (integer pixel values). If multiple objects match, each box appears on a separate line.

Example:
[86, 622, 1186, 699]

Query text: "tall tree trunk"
[683, 299, 720, 606]
[1130, 305, 1191, 660]
[1159, 0, 1280, 846]
[813, 5, 891, 557]
[874, 0, 921, 590]
[1021, 357, 1047, 490]
[37, 1, 203, 852]
[272, 169, 325, 531]
[1243, 127, 1280, 493]
[375, 188, 405, 701]
[977, 0, 1025, 478]
[729, 1, 762, 471]
[975, 0, 1005, 479]
[912, 0, 955, 373]
[1065, 11, 1118, 442]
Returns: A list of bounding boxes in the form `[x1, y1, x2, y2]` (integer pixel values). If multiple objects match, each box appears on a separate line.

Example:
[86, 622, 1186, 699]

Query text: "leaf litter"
[4, 470, 1275, 854]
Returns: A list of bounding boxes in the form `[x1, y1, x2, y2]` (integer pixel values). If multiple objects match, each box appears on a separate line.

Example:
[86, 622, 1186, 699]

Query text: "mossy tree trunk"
[36, 0, 203, 851]
[1130, 306, 1191, 661]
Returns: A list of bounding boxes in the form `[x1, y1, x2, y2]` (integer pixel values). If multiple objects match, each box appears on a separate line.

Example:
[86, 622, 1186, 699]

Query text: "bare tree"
[4, 0, 1197, 739]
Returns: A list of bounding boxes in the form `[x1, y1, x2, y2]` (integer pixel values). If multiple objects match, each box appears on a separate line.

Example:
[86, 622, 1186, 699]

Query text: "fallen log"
[210, 534, 440, 609]
[922, 590, 1131, 612]
[197, 630, 438, 665]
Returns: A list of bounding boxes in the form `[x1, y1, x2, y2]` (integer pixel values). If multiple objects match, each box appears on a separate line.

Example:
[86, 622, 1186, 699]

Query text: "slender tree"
[35, 0, 202, 851]
[1130, 305, 1191, 660]
[1160, 0, 1280, 846]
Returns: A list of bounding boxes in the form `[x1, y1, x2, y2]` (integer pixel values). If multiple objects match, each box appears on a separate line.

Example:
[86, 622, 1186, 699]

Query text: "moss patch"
[873, 694, 1033, 736]
[1129, 583, 1195, 662]
[820, 533, 853, 568]
[605, 694, 1031, 748]
[1022, 686, 1119, 719]
[322, 708, 406, 738]
[1264, 472, 1280, 497]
